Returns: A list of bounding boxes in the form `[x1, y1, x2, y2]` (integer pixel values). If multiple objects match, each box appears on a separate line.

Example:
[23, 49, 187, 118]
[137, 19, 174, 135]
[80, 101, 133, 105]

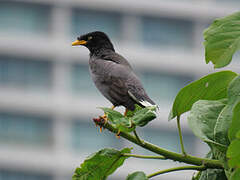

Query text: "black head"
[72, 31, 115, 55]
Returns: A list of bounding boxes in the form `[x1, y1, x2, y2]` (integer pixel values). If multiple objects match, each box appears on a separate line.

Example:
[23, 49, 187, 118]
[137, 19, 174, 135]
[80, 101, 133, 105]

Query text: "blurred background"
[0, 0, 239, 179]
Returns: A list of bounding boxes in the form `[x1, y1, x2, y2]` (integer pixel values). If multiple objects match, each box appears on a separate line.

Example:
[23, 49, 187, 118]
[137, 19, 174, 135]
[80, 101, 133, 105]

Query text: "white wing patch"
[128, 90, 154, 107]
[139, 100, 154, 107]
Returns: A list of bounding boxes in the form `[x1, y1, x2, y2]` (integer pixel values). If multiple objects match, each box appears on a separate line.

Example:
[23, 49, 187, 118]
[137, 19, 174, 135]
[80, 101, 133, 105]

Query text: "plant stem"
[122, 153, 166, 160]
[133, 130, 144, 145]
[147, 165, 207, 179]
[177, 115, 187, 155]
[98, 122, 223, 169]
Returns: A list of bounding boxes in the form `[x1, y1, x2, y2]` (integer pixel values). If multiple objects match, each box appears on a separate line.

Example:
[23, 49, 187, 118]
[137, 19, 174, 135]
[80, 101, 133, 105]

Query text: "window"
[0, 169, 53, 180]
[0, 112, 53, 146]
[0, 1, 51, 35]
[71, 120, 122, 151]
[71, 63, 99, 95]
[141, 16, 194, 49]
[72, 9, 122, 41]
[141, 71, 193, 104]
[0, 56, 52, 91]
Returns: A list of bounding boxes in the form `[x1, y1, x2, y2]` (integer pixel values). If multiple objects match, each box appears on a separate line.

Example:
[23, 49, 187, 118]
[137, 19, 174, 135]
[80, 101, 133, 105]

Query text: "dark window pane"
[141, 71, 193, 104]
[0, 169, 53, 180]
[0, 56, 52, 91]
[72, 9, 122, 40]
[0, 112, 53, 146]
[141, 16, 194, 49]
[71, 120, 122, 151]
[71, 63, 99, 95]
[0, 1, 51, 35]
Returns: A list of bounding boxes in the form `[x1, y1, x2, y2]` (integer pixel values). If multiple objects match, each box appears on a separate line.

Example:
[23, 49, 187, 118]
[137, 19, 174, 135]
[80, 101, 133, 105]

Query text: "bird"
[72, 31, 156, 117]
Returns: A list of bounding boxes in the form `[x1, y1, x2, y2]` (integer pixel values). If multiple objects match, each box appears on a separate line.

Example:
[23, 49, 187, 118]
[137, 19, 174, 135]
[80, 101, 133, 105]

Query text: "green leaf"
[99, 107, 124, 120]
[126, 171, 148, 180]
[227, 75, 240, 104]
[199, 169, 227, 180]
[99, 107, 135, 133]
[195, 151, 227, 180]
[214, 75, 240, 145]
[228, 102, 240, 142]
[169, 71, 237, 120]
[100, 106, 157, 131]
[231, 168, 240, 180]
[227, 138, 240, 168]
[188, 99, 228, 150]
[192, 171, 201, 180]
[126, 105, 143, 117]
[237, 131, 240, 138]
[72, 148, 131, 180]
[132, 106, 157, 127]
[204, 11, 240, 68]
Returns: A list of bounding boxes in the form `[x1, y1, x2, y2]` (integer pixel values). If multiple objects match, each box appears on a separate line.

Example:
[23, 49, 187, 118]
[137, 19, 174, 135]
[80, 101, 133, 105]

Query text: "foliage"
[169, 71, 237, 120]
[126, 171, 148, 180]
[73, 11, 240, 180]
[204, 11, 240, 68]
[99, 105, 157, 133]
[72, 148, 131, 180]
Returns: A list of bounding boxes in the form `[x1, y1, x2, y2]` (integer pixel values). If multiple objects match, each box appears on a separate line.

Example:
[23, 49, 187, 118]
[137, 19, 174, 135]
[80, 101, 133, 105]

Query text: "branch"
[147, 165, 207, 179]
[133, 130, 144, 145]
[95, 120, 223, 169]
[177, 115, 187, 155]
[122, 153, 166, 160]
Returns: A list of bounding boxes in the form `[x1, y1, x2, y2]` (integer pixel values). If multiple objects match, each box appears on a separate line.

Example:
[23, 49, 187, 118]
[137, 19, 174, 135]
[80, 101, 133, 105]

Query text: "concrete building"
[0, 0, 239, 179]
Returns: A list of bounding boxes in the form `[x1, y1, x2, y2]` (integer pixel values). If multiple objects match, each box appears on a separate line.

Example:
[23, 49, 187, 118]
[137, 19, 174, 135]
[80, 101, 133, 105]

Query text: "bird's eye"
[88, 36, 93, 40]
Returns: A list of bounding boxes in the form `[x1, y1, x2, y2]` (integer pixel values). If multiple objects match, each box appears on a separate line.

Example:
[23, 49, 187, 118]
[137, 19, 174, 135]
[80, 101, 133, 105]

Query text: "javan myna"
[72, 31, 156, 116]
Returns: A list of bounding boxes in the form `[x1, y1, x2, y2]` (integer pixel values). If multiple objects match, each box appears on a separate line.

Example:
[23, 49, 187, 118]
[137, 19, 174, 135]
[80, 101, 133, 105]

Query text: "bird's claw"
[93, 116, 105, 132]
[115, 130, 121, 139]
[101, 114, 108, 124]
[93, 114, 108, 132]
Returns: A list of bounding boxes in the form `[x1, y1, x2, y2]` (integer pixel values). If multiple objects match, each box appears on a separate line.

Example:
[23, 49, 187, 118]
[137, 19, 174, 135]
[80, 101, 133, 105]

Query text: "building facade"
[0, 0, 239, 179]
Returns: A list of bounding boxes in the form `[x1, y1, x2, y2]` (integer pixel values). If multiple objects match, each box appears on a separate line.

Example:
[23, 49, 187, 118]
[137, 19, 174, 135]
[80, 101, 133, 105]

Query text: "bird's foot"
[101, 114, 109, 125]
[124, 109, 129, 116]
[93, 116, 106, 133]
[115, 130, 121, 139]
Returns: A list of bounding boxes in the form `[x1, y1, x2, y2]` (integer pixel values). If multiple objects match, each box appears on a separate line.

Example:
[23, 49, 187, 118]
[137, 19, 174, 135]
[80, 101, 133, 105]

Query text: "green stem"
[133, 130, 144, 145]
[177, 115, 187, 155]
[147, 165, 207, 179]
[99, 122, 223, 169]
[122, 153, 166, 160]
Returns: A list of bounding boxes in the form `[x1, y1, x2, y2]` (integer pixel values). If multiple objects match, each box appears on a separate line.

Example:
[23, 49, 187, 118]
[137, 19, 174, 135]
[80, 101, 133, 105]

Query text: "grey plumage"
[72, 31, 155, 111]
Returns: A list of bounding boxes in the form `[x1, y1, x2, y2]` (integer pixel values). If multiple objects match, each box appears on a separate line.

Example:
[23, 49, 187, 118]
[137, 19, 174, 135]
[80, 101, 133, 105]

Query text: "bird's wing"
[108, 64, 155, 107]
[96, 52, 155, 108]
[126, 74, 155, 107]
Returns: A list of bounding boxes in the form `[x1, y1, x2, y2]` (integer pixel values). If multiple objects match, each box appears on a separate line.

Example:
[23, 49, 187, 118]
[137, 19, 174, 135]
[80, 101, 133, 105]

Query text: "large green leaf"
[215, 76, 240, 145]
[169, 71, 237, 120]
[227, 129, 240, 180]
[227, 137, 240, 168]
[204, 11, 240, 68]
[194, 151, 227, 180]
[126, 171, 148, 180]
[228, 102, 240, 142]
[188, 99, 228, 149]
[72, 148, 131, 180]
[230, 169, 240, 180]
[199, 169, 227, 180]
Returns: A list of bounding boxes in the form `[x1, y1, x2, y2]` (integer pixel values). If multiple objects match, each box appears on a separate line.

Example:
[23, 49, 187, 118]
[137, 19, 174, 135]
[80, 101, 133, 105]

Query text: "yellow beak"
[72, 40, 87, 46]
